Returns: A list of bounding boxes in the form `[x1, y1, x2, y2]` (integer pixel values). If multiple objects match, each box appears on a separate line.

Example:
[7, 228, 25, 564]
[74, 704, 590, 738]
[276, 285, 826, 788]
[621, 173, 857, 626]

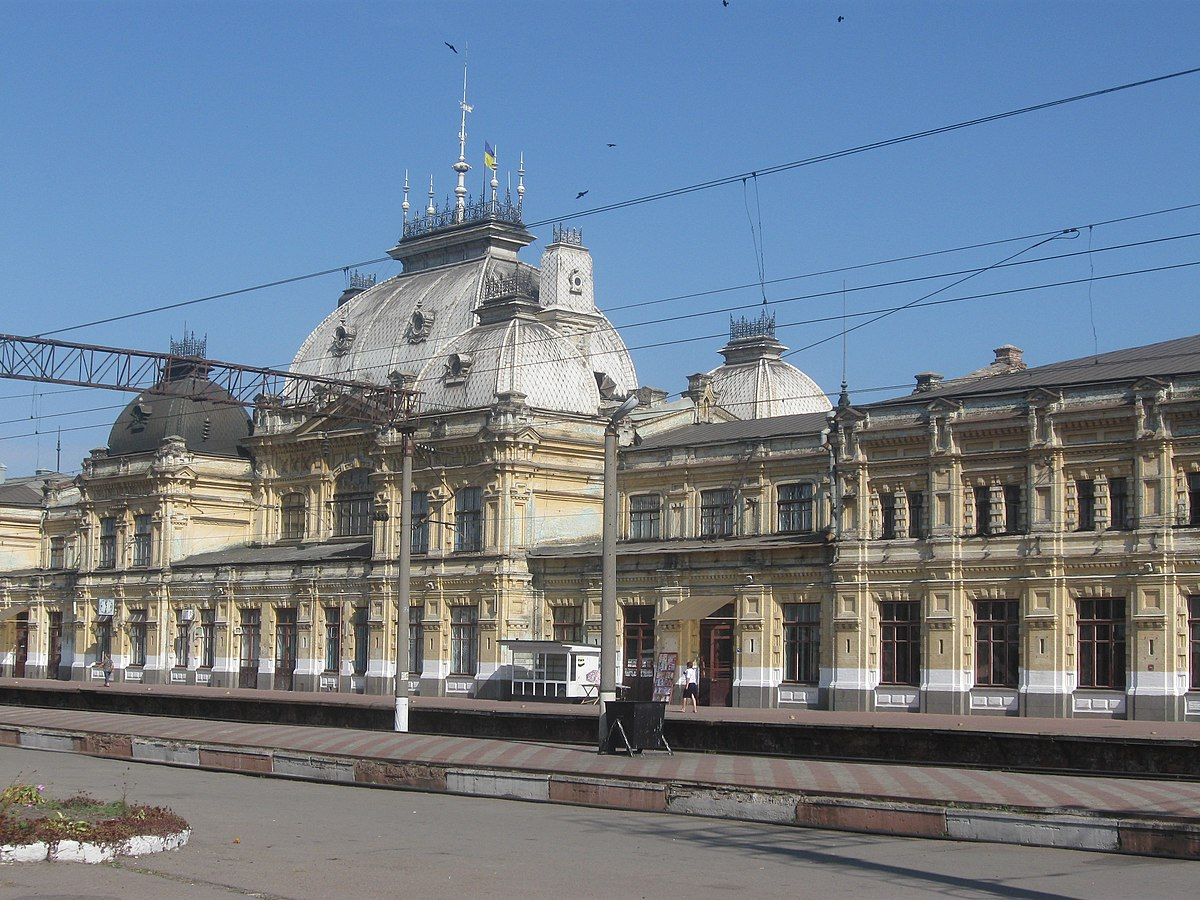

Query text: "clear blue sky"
[2, 1, 1198, 476]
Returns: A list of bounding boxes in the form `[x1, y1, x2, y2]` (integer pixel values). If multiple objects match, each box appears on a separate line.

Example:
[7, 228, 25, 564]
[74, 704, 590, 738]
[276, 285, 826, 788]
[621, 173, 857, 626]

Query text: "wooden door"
[274, 608, 297, 691]
[47, 611, 63, 680]
[700, 607, 735, 707]
[622, 605, 656, 701]
[13, 613, 28, 678]
[239, 609, 261, 689]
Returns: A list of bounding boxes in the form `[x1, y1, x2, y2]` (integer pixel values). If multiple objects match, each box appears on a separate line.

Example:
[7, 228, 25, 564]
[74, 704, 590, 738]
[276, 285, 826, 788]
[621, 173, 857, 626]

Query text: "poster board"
[652, 652, 678, 703]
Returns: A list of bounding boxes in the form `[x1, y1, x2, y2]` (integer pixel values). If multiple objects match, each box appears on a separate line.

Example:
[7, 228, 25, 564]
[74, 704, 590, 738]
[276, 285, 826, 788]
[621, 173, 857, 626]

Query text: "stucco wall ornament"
[404, 302, 435, 344]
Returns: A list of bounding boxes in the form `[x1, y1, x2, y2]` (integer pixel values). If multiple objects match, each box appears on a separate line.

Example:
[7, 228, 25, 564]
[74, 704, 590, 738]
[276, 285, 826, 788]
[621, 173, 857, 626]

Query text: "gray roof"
[0, 473, 62, 507]
[529, 531, 831, 559]
[174, 540, 371, 568]
[629, 410, 832, 452]
[871, 333, 1200, 407]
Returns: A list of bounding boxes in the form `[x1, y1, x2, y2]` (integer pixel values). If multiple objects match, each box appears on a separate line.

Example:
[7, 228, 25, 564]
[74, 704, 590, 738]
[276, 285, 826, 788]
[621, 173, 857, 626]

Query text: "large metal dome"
[107, 371, 251, 458]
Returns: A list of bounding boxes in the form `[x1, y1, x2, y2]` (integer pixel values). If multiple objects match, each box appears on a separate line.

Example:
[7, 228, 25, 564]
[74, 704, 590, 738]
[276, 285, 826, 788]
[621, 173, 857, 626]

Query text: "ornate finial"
[402, 170, 410, 224]
[517, 153, 525, 209]
[427, 175, 436, 218]
[838, 381, 851, 409]
[453, 60, 472, 222]
[489, 144, 499, 206]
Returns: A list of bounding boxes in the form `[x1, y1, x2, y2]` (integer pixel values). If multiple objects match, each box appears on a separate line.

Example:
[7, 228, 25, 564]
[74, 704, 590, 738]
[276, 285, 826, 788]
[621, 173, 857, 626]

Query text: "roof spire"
[453, 56, 472, 222]
[517, 152, 525, 211]
[402, 170, 410, 225]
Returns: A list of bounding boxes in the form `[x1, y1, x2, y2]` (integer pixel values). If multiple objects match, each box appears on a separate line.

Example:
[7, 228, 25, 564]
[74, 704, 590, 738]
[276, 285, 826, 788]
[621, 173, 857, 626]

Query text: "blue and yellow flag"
[484, 142, 497, 171]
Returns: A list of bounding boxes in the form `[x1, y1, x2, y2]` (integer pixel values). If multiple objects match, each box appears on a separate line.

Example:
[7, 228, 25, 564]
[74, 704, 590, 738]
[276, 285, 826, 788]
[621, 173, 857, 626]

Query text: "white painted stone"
[50, 840, 114, 864]
[947, 811, 1118, 852]
[1, 842, 48, 864]
[273, 754, 355, 782]
[667, 787, 796, 823]
[19, 732, 75, 752]
[447, 769, 549, 802]
[132, 739, 200, 766]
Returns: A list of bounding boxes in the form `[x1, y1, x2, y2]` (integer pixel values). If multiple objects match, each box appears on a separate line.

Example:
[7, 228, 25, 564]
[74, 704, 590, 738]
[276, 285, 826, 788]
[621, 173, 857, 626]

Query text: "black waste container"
[602, 700, 668, 753]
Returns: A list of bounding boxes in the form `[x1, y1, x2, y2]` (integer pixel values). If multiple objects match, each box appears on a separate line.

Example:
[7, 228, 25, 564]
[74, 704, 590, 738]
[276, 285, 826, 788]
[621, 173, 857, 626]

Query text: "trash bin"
[602, 700, 670, 754]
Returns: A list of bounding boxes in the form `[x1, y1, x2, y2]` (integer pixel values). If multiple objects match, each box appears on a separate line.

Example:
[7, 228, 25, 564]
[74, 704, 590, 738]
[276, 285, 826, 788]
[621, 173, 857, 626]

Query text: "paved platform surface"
[3, 683, 1200, 859]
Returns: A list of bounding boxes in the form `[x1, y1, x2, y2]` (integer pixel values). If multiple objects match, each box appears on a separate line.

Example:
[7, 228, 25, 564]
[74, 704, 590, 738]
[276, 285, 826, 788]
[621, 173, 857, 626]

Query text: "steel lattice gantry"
[0, 332, 418, 425]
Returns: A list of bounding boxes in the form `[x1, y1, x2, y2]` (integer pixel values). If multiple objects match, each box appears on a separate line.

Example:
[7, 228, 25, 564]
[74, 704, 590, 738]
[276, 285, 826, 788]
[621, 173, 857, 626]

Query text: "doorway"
[238, 609, 261, 689]
[274, 608, 298, 691]
[13, 613, 29, 678]
[700, 603, 735, 707]
[48, 611, 63, 680]
[622, 605, 656, 701]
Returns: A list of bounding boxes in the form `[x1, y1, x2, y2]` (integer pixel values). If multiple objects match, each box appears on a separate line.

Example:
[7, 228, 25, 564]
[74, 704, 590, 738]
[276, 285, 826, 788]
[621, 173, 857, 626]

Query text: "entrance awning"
[658, 596, 734, 622]
[0, 604, 31, 622]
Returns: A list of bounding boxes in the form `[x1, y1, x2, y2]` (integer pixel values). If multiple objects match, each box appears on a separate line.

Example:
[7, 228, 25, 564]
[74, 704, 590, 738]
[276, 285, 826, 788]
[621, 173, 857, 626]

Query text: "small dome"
[708, 318, 831, 419]
[415, 313, 601, 415]
[108, 374, 251, 458]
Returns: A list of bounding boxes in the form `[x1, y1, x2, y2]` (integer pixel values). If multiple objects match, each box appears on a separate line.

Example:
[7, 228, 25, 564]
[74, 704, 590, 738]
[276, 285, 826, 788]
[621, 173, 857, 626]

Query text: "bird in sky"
[606, 143, 617, 148]
[576, 190, 589, 199]
[722, 0, 729, 7]
[837, 16, 844, 23]
[445, 41, 458, 53]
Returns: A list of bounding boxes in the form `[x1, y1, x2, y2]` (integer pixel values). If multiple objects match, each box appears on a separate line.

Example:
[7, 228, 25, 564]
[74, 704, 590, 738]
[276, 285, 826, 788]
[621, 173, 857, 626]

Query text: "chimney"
[992, 344, 1025, 370]
[913, 372, 944, 393]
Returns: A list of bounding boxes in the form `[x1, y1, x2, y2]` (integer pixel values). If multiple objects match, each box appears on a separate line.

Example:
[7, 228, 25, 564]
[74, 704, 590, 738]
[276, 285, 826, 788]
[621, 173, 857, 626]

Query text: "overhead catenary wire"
[28, 62, 1200, 341]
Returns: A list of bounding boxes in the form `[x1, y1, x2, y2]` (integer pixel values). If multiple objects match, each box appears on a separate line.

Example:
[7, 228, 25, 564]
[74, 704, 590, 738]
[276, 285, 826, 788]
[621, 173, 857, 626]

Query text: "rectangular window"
[408, 604, 424, 677]
[334, 469, 373, 537]
[973, 486, 991, 536]
[1189, 473, 1200, 526]
[880, 600, 920, 686]
[450, 605, 479, 675]
[132, 514, 152, 567]
[1190, 597, 1200, 691]
[455, 487, 483, 552]
[1003, 485, 1023, 534]
[552, 605, 584, 644]
[49, 536, 65, 569]
[699, 488, 735, 537]
[1108, 477, 1130, 530]
[907, 491, 925, 539]
[324, 606, 341, 673]
[175, 610, 192, 668]
[783, 603, 820, 685]
[1077, 479, 1096, 531]
[1077, 597, 1126, 690]
[778, 483, 814, 534]
[974, 599, 1019, 687]
[129, 609, 147, 667]
[880, 493, 897, 540]
[628, 494, 661, 540]
[281, 493, 306, 541]
[352, 607, 369, 676]
[98, 516, 117, 569]
[200, 609, 215, 668]
[411, 491, 430, 554]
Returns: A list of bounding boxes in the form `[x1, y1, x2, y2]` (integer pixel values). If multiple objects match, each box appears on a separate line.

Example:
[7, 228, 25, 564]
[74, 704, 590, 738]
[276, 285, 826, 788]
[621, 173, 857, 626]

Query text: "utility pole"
[598, 395, 639, 751]
[395, 429, 414, 731]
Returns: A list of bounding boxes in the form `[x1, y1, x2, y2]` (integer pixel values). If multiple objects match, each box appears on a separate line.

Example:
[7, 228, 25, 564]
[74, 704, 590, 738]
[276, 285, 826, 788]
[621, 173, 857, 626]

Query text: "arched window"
[281, 493, 306, 541]
[334, 469, 373, 537]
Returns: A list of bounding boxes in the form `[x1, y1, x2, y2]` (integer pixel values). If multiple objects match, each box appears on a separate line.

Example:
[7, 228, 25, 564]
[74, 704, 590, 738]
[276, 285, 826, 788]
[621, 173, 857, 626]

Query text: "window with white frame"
[132, 514, 152, 567]
[334, 469, 373, 537]
[128, 609, 147, 667]
[455, 487, 483, 552]
[281, 493, 306, 541]
[451, 605, 479, 675]
[98, 516, 117, 569]
[699, 488, 735, 537]
[628, 494, 661, 540]
[778, 482, 814, 534]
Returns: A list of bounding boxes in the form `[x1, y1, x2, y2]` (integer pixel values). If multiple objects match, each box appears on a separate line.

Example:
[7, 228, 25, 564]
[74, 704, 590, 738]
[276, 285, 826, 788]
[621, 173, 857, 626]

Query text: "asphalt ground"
[2, 682, 1200, 859]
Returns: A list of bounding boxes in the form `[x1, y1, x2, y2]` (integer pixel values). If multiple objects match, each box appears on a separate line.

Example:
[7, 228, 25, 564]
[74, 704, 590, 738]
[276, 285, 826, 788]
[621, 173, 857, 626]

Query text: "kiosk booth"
[501, 640, 601, 702]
